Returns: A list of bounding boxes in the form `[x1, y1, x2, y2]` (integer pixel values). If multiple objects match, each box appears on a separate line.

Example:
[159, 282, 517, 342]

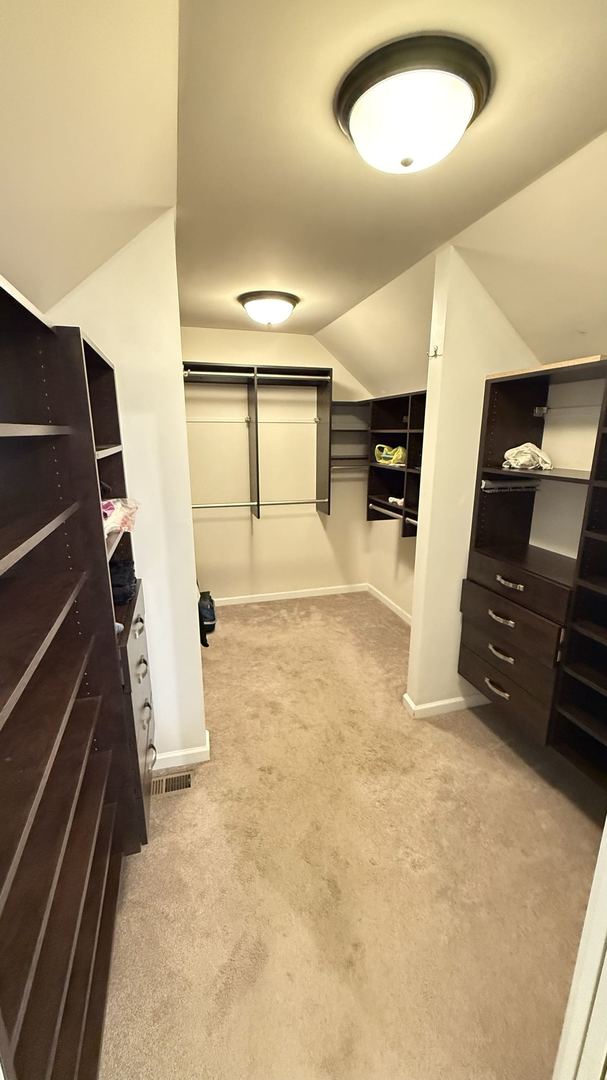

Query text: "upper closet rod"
[192, 498, 329, 509]
[184, 370, 330, 382]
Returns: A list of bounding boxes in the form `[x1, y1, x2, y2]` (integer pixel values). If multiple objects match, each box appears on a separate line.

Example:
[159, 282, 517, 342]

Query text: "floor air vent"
[151, 772, 193, 796]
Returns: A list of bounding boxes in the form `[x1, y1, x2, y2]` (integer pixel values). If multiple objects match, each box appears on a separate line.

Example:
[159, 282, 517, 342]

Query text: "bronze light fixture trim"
[335, 34, 493, 173]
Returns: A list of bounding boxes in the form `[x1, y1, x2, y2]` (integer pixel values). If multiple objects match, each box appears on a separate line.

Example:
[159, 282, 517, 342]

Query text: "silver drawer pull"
[496, 573, 525, 592]
[488, 608, 515, 629]
[488, 642, 515, 665]
[141, 699, 153, 727]
[148, 742, 158, 770]
[484, 676, 511, 701]
[133, 615, 145, 638]
[136, 655, 149, 683]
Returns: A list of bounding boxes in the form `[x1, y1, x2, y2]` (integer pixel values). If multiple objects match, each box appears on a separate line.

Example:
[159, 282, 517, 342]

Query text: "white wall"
[48, 212, 207, 768]
[405, 248, 540, 715]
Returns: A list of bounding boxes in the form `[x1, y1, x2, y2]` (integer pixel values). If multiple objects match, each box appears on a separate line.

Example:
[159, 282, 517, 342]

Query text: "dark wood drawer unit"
[459, 646, 552, 745]
[116, 581, 155, 843]
[460, 579, 562, 668]
[468, 549, 571, 623]
[461, 622, 556, 704]
[460, 355, 607, 782]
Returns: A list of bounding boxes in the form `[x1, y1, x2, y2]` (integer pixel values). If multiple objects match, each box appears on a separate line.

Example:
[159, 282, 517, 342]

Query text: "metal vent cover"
[151, 771, 192, 796]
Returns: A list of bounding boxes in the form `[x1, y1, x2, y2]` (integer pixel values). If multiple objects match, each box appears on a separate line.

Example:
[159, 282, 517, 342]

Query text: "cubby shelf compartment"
[481, 467, 591, 484]
[77, 855, 121, 1080]
[105, 531, 123, 560]
[579, 577, 607, 597]
[554, 740, 607, 791]
[557, 704, 607, 749]
[51, 805, 115, 1080]
[0, 424, 72, 438]
[95, 445, 122, 460]
[14, 753, 111, 1076]
[0, 501, 79, 577]
[0, 627, 95, 907]
[563, 662, 607, 698]
[0, 697, 101, 1038]
[0, 571, 87, 728]
[571, 621, 607, 648]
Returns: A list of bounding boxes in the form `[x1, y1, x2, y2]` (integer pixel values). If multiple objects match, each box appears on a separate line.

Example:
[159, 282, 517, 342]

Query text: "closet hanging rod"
[186, 418, 320, 425]
[192, 498, 329, 509]
[183, 370, 330, 383]
[368, 502, 402, 520]
[404, 516, 418, 526]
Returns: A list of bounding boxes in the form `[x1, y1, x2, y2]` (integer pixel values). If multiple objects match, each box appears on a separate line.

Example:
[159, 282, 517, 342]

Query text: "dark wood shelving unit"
[459, 354, 607, 783]
[366, 390, 427, 537]
[0, 283, 152, 1080]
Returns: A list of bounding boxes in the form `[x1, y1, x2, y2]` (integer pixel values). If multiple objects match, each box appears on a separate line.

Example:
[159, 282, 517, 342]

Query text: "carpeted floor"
[100, 593, 606, 1080]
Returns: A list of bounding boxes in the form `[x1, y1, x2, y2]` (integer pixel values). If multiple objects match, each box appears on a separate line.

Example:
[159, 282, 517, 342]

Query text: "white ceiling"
[0, 0, 178, 311]
[177, 0, 607, 335]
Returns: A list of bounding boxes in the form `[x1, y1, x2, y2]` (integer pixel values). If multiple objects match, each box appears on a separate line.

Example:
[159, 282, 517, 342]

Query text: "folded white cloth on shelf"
[502, 442, 553, 471]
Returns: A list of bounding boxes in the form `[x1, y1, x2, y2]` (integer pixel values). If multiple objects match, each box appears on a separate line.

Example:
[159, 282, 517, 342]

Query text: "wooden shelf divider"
[0, 698, 102, 1037]
[0, 502, 79, 577]
[14, 752, 111, 1075]
[51, 806, 116, 1080]
[0, 572, 87, 729]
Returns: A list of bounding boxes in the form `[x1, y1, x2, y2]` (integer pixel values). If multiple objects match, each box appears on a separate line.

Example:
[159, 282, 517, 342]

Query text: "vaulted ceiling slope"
[177, 0, 607, 334]
[0, 0, 178, 311]
[318, 131, 607, 393]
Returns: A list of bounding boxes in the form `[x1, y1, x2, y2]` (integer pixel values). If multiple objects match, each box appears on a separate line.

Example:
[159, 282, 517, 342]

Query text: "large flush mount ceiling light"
[335, 34, 492, 174]
[238, 291, 300, 326]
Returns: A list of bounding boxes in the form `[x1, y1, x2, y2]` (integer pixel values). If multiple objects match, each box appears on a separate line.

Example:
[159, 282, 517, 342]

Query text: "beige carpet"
[100, 593, 606, 1080]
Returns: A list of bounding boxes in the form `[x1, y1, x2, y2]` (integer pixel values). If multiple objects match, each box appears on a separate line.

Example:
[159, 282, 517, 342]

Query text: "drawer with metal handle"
[458, 645, 552, 746]
[460, 578, 562, 668]
[461, 621, 556, 704]
[468, 550, 570, 622]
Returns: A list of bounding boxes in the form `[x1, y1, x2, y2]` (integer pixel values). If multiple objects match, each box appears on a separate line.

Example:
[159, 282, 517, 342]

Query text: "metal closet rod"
[184, 370, 330, 382]
[192, 498, 329, 509]
[186, 418, 320, 425]
[368, 502, 402, 520]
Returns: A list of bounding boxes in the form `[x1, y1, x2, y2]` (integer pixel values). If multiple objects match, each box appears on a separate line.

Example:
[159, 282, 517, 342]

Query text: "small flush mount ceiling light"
[238, 290, 300, 326]
[335, 34, 492, 174]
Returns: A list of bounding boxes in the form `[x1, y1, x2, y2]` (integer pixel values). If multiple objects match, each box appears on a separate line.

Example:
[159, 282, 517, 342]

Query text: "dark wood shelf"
[331, 426, 368, 433]
[369, 461, 407, 473]
[51, 805, 115, 1080]
[371, 427, 408, 434]
[571, 620, 607, 648]
[554, 740, 607, 790]
[474, 543, 576, 589]
[0, 502, 79, 577]
[0, 424, 72, 438]
[579, 576, 607, 597]
[557, 705, 607, 749]
[0, 628, 95, 908]
[367, 495, 404, 514]
[95, 445, 122, 460]
[105, 531, 123, 560]
[14, 751, 111, 1075]
[585, 529, 607, 543]
[77, 855, 121, 1080]
[0, 698, 101, 1036]
[0, 571, 87, 727]
[482, 466, 591, 484]
[563, 662, 607, 699]
[330, 455, 367, 462]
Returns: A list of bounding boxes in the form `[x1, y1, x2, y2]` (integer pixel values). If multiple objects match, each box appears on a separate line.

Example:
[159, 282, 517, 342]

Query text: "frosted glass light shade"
[348, 68, 475, 173]
[335, 35, 492, 176]
[238, 291, 299, 326]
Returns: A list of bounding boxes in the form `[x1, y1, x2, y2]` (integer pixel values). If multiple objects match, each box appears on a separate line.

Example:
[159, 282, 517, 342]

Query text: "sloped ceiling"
[0, 0, 178, 311]
[177, 0, 607, 334]
[454, 132, 607, 364]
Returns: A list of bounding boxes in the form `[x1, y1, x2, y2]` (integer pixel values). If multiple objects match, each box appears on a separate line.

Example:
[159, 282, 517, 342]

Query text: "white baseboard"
[366, 584, 412, 625]
[215, 584, 368, 606]
[153, 728, 211, 771]
[402, 690, 488, 719]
